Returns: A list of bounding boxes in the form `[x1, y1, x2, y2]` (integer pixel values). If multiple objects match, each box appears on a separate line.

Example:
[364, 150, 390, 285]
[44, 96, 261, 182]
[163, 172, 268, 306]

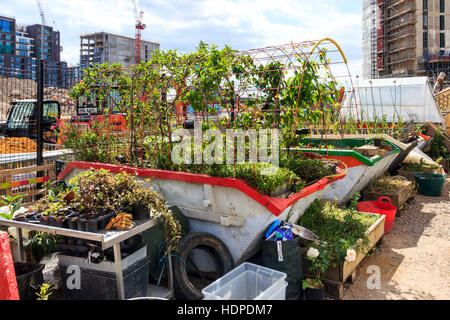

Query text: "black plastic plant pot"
[40, 216, 49, 225]
[54, 216, 67, 229]
[26, 212, 41, 224]
[305, 286, 325, 300]
[374, 138, 383, 147]
[85, 218, 100, 233]
[48, 216, 59, 227]
[77, 218, 87, 232]
[13, 215, 27, 222]
[296, 128, 311, 135]
[68, 217, 78, 230]
[132, 205, 149, 221]
[14, 262, 45, 300]
[98, 212, 115, 230]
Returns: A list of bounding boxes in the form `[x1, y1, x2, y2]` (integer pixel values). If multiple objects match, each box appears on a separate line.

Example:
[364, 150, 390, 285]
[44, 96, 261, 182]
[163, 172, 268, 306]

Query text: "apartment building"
[0, 15, 70, 87]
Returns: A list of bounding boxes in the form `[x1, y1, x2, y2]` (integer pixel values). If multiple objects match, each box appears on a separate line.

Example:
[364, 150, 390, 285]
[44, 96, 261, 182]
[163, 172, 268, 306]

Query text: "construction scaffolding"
[376, 0, 417, 78]
[363, 0, 450, 84]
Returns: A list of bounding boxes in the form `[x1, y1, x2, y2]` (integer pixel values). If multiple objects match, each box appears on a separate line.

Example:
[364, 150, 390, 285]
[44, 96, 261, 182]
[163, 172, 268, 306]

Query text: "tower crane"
[132, 0, 146, 65]
[36, 0, 46, 60]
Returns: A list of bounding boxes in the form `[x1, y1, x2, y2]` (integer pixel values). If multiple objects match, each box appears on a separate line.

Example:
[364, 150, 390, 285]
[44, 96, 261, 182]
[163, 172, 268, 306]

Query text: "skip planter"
[296, 138, 402, 204]
[58, 161, 346, 265]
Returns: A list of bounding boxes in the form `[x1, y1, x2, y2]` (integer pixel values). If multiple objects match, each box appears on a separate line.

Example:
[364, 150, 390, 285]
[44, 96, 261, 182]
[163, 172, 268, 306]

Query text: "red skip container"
[357, 197, 397, 234]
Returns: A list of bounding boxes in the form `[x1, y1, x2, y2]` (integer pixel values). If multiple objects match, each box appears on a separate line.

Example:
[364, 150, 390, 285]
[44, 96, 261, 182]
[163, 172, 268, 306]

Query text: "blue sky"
[0, 0, 363, 76]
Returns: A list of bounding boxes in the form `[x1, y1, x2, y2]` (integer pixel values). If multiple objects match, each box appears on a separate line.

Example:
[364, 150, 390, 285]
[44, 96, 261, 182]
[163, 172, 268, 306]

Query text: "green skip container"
[414, 173, 446, 197]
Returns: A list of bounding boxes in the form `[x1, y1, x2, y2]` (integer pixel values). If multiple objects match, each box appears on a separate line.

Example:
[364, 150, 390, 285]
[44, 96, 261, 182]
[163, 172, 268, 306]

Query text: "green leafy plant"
[404, 159, 440, 172]
[0, 194, 26, 220]
[36, 283, 52, 300]
[428, 129, 450, 160]
[24, 232, 58, 262]
[348, 192, 360, 211]
[302, 241, 333, 289]
[298, 201, 377, 264]
[280, 152, 334, 185]
[369, 176, 414, 193]
[69, 169, 182, 252]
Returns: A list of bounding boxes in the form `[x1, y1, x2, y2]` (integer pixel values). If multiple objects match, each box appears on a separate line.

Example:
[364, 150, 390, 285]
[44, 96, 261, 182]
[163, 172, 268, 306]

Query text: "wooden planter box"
[303, 214, 385, 299]
[442, 159, 449, 173]
[362, 181, 414, 210]
[397, 165, 439, 182]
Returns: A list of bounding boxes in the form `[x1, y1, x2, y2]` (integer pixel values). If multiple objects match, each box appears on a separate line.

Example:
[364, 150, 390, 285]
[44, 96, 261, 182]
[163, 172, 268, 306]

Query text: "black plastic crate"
[59, 257, 149, 300]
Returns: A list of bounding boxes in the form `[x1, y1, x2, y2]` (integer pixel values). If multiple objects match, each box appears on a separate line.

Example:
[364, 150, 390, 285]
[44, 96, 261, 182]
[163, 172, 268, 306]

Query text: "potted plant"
[1, 194, 26, 220]
[373, 135, 383, 147]
[302, 242, 332, 300]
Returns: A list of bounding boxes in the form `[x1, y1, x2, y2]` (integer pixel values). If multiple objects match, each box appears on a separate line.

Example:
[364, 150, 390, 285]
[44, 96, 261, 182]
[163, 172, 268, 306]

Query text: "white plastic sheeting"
[341, 77, 445, 125]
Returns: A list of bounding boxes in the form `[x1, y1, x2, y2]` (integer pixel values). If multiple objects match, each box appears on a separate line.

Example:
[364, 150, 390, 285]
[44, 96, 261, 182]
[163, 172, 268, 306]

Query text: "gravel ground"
[343, 177, 450, 300]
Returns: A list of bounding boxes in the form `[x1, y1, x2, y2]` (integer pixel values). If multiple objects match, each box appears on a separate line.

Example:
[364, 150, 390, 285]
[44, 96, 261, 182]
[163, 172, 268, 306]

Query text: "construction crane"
[132, 0, 146, 65]
[36, 0, 46, 60]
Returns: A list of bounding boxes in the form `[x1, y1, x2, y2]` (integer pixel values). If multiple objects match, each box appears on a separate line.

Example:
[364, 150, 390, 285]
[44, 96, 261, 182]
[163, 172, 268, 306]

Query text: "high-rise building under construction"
[80, 32, 160, 70]
[362, 0, 449, 81]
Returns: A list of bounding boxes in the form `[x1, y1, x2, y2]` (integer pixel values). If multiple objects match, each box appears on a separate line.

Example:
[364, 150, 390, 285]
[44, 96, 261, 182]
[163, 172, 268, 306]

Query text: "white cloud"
[0, 0, 362, 76]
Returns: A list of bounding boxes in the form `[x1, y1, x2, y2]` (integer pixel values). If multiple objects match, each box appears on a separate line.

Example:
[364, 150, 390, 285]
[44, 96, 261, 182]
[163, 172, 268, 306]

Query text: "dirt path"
[343, 177, 450, 300]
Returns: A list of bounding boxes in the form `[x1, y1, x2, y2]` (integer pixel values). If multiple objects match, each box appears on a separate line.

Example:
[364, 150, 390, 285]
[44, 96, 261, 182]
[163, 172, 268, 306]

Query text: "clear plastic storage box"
[202, 262, 287, 300]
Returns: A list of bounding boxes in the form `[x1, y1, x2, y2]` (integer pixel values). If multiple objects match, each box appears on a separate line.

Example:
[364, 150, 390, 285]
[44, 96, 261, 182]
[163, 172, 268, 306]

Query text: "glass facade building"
[0, 15, 70, 87]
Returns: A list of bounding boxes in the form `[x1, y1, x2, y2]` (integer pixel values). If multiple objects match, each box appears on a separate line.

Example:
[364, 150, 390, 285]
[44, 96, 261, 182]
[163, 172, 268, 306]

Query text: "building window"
[440, 15, 445, 30]
[441, 0, 445, 13]
[423, 0, 428, 11]
[423, 15, 428, 30]
[0, 19, 12, 33]
[440, 33, 445, 48]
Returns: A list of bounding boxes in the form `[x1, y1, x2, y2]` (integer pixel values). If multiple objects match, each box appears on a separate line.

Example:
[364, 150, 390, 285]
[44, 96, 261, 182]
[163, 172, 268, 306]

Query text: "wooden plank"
[355, 145, 388, 157]
[0, 164, 54, 177]
[12, 189, 47, 198]
[341, 215, 385, 282]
